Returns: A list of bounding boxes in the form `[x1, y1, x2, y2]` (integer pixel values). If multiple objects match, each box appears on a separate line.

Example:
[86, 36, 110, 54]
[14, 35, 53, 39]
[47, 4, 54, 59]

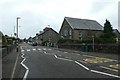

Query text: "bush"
[58, 38, 93, 44]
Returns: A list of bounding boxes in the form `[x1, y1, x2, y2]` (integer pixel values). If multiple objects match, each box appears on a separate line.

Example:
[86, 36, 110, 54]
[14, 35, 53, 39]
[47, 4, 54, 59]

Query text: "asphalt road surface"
[15, 43, 120, 79]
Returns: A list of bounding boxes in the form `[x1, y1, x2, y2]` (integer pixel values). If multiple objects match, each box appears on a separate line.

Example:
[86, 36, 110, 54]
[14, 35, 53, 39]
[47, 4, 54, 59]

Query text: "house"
[113, 29, 120, 38]
[59, 17, 103, 40]
[36, 27, 60, 47]
[113, 29, 120, 43]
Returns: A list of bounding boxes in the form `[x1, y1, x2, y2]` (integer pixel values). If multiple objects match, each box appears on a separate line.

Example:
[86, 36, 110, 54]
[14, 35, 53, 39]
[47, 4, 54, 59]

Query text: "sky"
[0, 0, 119, 39]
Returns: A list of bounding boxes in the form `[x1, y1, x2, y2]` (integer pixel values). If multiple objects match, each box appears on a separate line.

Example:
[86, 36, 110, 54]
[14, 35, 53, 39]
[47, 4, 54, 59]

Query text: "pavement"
[2, 46, 25, 79]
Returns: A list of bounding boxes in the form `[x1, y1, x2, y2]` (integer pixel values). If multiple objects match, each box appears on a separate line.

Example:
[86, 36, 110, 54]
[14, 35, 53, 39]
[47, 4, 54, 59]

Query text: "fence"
[58, 44, 119, 54]
[2, 45, 16, 58]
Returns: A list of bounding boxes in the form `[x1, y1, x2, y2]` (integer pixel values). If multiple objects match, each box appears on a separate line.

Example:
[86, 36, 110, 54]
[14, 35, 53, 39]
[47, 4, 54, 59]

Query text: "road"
[15, 43, 119, 78]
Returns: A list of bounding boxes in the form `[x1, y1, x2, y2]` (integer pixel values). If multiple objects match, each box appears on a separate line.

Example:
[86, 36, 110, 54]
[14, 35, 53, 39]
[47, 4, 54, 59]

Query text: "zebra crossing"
[21, 48, 52, 52]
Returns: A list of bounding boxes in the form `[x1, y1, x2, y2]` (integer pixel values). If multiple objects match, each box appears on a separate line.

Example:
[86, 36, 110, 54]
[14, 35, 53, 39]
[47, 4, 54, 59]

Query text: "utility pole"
[16, 17, 20, 52]
[16, 17, 20, 38]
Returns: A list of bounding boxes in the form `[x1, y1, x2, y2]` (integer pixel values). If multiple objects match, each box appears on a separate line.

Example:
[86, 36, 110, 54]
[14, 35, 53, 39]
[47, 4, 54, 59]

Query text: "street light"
[16, 17, 20, 52]
[16, 17, 21, 38]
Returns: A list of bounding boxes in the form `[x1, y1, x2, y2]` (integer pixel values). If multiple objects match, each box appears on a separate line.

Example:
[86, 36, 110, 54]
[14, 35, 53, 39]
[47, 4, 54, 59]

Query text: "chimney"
[43, 27, 51, 32]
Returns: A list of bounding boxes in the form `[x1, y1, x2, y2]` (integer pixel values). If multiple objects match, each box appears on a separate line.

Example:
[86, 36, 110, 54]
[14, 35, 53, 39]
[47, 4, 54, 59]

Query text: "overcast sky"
[0, 0, 119, 39]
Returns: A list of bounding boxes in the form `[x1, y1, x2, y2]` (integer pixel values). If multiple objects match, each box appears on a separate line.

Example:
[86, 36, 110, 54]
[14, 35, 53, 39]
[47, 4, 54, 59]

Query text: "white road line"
[33, 49, 36, 51]
[75, 61, 89, 70]
[21, 53, 29, 80]
[65, 57, 70, 58]
[23, 69, 29, 80]
[38, 49, 41, 50]
[44, 51, 47, 54]
[64, 52, 68, 53]
[57, 57, 73, 61]
[27, 49, 30, 51]
[44, 51, 47, 53]
[90, 70, 120, 78]
[43, 48, 47, 50]
[21, 55, 24, 58]
[54, 55, 73, 61]
[54, 55, 58, 58]
[11, 50, 20, 79]
[21, 50, 25, 52]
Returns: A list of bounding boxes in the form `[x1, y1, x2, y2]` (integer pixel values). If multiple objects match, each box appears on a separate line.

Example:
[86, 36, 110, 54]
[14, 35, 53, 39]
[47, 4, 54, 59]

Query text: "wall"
[58, 44, 119, 54]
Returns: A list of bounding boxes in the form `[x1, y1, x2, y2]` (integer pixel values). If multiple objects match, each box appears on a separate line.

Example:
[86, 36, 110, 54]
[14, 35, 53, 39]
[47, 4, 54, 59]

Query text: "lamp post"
[16, 17, 20, 38]
[16, 17, 20, 52]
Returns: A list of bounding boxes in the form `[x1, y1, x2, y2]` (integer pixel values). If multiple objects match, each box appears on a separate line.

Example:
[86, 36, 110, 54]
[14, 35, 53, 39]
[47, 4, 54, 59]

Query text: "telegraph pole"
[16, 17, 20, 38]
[16, 17, 20, 52]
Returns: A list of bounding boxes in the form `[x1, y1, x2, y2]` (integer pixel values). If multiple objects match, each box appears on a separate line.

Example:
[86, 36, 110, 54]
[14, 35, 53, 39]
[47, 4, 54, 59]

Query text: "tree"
[104, 19, 113, 33]
[99, 19, 116, 43]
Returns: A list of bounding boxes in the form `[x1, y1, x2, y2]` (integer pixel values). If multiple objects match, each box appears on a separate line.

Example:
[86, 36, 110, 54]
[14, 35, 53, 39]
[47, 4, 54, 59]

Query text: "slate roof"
[38, 27, 59, 37]
[65, 17, 103, 30]
[113, 29, 120, 37]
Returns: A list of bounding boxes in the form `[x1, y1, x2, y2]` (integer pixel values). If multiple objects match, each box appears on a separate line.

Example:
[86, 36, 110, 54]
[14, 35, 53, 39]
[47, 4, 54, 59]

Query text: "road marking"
[43, 51, 47, 54]
[54, 55, 73, 61]
[21, 53, 29, 80]
[48, 49, 52, 50]
[21, 50, 25, 52]
[38, 48, 42, 51]
[54, 55, 58, 58]
[33, 49, 36, 51]
[65, 57, 70, 58]
[83, 57, 117, 64]
[43, 48, 47, 50]
[100, 66, 118, 72]
[57, 57, 73, 61]
[11, 50, 20, 79]
[90, 69, 120, 78]
[64, 51, 67, 53]
[75, 61, 89, 70]
[27, 49, 30, 52]
[109, 64, 120, 69]
[82, 55, 118, 62]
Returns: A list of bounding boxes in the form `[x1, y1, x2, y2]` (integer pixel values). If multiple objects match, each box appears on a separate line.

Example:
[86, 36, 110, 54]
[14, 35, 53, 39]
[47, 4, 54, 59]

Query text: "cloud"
[0, 0, 119, 38]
